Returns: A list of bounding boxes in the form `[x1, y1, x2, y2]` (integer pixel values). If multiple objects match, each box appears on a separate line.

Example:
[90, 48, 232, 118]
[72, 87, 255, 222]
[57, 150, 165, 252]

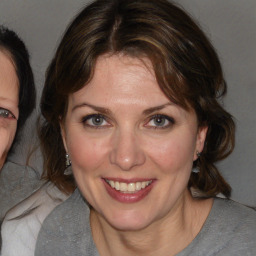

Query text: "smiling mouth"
[105, 179, 153, 193]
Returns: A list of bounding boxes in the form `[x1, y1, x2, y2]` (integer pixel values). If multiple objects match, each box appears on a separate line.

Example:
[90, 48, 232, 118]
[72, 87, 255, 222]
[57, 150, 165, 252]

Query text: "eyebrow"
[0, 97, 17, 104]
[72, 102, 111, 115]
[72, 102, 174, 115]
[0, 97, 19, 110]
[142, 103, 174, 115]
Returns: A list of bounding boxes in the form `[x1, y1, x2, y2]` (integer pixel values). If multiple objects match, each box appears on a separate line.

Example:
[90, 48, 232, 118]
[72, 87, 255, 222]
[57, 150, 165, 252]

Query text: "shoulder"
[36, 189, 90, 239]
[1, 182, 69, 256]
[209, 198, 256, 255]
[204, 198, 256, 255]
[3, 181, 68, 221]
[35, 190, 98, 256]
[213, 198, 256, 231]
[178, 198, 256, 256]
[0, 161, 41, 220]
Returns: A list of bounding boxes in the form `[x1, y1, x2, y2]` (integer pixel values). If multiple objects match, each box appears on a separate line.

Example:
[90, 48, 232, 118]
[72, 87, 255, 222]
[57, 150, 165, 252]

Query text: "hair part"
[40, 0, 235, 197]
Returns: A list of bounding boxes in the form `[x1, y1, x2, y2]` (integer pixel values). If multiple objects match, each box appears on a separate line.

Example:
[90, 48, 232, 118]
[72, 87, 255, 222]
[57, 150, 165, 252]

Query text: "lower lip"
[103, 179, 155, 203]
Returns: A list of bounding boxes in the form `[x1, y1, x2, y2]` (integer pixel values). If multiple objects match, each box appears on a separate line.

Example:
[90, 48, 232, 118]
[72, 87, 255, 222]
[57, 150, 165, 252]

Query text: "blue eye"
[0, 108, 15, 119]
[146, 114, 174, 129]
[82, 114, 109, 128]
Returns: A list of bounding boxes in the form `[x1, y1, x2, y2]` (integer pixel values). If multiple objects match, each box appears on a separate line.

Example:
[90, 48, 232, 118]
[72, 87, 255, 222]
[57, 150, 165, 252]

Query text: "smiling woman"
[0, 26, 36, 170]
[59, 54, 209, 233]
[32, 0, 256, 255]
[4, 0, 255, 255]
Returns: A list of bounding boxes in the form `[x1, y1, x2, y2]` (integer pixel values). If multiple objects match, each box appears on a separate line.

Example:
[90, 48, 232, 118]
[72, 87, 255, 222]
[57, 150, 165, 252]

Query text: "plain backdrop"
[0, 0, 255, 206]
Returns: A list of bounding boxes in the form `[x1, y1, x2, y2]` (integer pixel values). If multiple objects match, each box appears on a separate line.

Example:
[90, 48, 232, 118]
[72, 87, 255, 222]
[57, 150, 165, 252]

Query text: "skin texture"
[61, 54, 211, 255]
[0, 50, 19, 170]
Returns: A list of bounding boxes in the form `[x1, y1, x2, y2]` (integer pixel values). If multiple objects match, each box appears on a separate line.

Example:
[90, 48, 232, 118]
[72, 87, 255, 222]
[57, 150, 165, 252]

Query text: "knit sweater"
[35, 189, 256, 256]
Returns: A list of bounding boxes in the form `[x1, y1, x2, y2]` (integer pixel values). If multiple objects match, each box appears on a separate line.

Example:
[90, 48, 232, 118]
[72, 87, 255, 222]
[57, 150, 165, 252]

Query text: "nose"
[109, 129, 146, 171]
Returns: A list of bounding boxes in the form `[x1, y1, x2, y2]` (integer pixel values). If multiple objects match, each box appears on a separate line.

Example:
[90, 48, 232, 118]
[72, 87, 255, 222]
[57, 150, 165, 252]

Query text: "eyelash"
[145, 114, 175, 129]
[0, 108, 16, 119]
[81, 113, 175, 130]
[81, 114, 110, 129]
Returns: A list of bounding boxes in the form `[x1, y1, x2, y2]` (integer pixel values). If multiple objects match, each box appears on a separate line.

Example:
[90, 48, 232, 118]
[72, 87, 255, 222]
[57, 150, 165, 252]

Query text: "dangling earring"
[192, 167, 200, 173]
[192, 151, 201, 173]
[65, 153, 71, 167]
[64, 153, 72, 175]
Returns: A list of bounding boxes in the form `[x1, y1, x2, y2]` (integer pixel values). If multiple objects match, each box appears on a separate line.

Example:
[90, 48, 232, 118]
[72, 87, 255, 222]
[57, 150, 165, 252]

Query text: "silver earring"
[192, 151, 201, 173]
[65, 153, 71, 167]
[64, 166, 72, 175]
[192, 167, 200, 173]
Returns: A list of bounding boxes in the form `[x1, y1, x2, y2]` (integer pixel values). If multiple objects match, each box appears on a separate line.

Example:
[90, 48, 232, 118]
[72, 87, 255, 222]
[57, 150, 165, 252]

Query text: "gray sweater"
[35, 189, 256, 256]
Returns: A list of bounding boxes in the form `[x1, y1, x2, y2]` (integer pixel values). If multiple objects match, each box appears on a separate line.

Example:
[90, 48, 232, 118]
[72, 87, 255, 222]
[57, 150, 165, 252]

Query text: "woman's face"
[0, 51, 19, 169]
[61, 54, 207, 231]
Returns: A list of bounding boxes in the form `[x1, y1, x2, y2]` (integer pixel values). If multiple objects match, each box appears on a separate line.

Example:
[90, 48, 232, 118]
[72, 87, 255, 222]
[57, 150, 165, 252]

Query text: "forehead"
[0, 50, 19, 108]
[93, 54, 156, 86]
[71, 54, 168, 105]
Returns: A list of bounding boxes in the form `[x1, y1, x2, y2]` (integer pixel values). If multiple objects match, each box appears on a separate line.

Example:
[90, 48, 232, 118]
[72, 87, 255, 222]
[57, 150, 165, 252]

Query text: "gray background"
[0, 0, 255, 206]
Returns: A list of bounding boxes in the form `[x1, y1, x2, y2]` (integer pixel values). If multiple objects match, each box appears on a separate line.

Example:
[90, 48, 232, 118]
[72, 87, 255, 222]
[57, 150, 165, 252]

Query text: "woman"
[0, 27, 68, 256]
[4, 0, 256, 255]
[0, 26, 36, 169]
[0, 25, 37, 251]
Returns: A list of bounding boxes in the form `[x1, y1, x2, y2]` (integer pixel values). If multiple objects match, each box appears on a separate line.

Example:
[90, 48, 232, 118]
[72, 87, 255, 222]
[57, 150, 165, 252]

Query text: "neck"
[90, 190, 213, 256]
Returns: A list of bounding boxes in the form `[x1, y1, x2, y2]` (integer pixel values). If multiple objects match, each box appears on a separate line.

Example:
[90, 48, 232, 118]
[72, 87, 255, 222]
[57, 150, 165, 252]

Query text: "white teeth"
[109, 180, 115, 188]
[128, 183, 135, 192]
[106, 180, 152, 193]
[135, 182, 142, 190]
[120, 183, 127, 192]
[115, 181, 120, 191]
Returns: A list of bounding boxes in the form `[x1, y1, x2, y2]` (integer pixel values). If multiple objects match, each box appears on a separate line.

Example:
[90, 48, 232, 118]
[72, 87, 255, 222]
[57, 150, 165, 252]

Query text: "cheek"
[67, 131, 109, 172]
[145, 132, 196, 173]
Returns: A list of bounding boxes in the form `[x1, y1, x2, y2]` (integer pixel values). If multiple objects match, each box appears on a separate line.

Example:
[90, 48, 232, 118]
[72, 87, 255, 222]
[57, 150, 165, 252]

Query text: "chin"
[103, 208, 154, 232]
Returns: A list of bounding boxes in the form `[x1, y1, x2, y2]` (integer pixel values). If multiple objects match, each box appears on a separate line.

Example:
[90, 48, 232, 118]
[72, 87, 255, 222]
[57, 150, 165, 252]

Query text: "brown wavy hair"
[40, 0, 235, 196]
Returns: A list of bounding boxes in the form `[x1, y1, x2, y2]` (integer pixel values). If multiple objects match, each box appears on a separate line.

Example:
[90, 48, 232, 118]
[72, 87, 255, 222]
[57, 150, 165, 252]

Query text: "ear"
[193, 125, 208, 161]
[59, 120, 68, 152]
